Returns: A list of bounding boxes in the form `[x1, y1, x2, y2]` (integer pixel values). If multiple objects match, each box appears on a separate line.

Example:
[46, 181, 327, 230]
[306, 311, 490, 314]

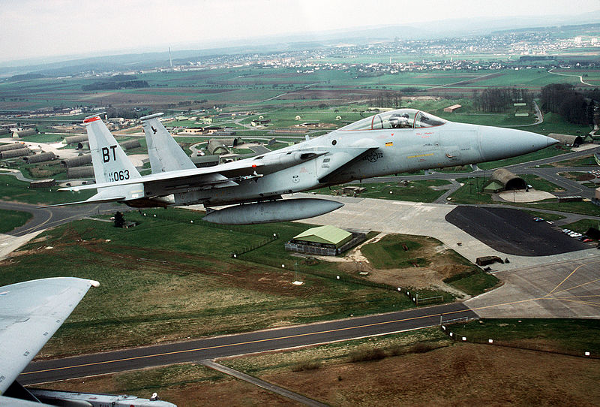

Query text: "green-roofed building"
[484, 180, 504, 193]
[285, 225, 355, 256]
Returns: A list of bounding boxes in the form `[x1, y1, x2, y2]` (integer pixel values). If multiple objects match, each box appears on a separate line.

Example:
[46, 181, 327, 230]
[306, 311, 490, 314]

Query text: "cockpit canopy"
[339, 109, 446, 131]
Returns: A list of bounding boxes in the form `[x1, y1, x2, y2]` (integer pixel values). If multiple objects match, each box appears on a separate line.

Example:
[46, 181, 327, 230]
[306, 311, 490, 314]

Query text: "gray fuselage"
[168, 117, 552, 207]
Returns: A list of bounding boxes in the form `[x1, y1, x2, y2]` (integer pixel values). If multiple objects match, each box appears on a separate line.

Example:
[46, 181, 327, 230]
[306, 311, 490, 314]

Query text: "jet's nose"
[478, 126, 557, 162]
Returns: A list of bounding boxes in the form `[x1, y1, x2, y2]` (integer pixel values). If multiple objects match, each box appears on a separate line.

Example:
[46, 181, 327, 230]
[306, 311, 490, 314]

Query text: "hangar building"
[207, 140, 230, 155]
[489, 168, 527, 191]
[23, 152, 56, 164]
[285, 225, 355, 256]
[61, 154, 92, 168]
[548, 133, 583, 147]
[67, 166, 94, 179]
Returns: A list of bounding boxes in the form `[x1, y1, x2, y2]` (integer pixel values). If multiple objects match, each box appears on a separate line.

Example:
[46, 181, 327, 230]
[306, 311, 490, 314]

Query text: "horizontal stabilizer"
[60, 159, 263, 193]
[52, 183, 145, 207]
[41, 195, 126, 207]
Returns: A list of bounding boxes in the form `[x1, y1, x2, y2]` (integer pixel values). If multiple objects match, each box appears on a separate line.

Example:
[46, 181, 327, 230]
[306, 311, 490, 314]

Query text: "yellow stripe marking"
[24, 308, 472, 376]
[549, 276, 600, 296]
[25, 257, 600, 379]
[546, 263, 587, 296]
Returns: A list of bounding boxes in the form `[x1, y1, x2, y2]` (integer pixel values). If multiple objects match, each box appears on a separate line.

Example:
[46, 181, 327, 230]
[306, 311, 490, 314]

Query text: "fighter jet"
[0, 277, 176, 406]
[61, 109, 556, 224]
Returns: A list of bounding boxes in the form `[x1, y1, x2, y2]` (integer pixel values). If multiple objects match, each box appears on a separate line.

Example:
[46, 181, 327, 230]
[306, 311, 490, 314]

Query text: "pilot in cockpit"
[390, 113, 411, 128]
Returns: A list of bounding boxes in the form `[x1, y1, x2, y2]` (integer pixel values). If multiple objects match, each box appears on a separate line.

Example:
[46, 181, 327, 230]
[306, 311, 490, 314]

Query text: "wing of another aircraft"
[0, 277, 99, 397]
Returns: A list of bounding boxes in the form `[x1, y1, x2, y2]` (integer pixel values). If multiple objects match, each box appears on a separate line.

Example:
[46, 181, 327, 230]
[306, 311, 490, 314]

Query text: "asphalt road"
[0, 201, 121, 237]
[20, 302, 476, 385]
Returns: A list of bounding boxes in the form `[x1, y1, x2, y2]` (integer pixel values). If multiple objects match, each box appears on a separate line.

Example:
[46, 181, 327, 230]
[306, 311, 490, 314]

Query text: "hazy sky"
[1, 0, 599, 64]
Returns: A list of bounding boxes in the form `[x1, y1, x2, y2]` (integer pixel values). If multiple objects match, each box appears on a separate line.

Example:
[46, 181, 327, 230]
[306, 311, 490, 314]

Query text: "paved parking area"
[296, 194, 600, 318]
[466, 256, 600, 318]
[445, 206, 589, 256]
[295, 194, 599, 272]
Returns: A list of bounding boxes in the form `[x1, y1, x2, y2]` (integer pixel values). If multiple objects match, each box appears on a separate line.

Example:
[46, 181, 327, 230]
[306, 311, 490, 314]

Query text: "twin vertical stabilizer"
[84, 116, 141, 184]
[141, 113, 196, 173]
[70, 116, 146, 204]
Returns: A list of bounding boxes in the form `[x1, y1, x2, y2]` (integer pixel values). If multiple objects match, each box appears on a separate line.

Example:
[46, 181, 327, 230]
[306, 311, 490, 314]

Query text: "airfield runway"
[20, 303, 476, 385]
[0, 201, 120, 237]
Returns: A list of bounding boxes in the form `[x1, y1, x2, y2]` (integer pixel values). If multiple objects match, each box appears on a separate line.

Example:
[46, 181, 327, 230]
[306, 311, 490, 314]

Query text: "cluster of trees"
[369, 91, 403, 108]
[473, 88, 534, 113]
[105, 107, 143, 119]
[82, 79, 149, 91]
[8, 73, 44, 82]
[82, 74, 148, 91]
[540, 84, 597, 125]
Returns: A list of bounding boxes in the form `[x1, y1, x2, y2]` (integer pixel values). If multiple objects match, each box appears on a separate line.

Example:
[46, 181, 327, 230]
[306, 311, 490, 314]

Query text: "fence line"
[232, 234, 280, 257]
[440, 323, 597, 359]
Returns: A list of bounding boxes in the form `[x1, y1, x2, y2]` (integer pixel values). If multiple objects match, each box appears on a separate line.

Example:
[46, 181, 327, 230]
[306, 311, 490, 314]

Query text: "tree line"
[369, 91, 403, 108]
[82, 80, 149, 91]
[540, 84, 597, 125]
[473, 88, 534, 113]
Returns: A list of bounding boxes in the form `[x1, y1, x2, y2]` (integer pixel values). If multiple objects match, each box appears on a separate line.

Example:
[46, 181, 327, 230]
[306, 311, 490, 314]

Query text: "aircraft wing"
[61, 159, 264, 193]
[0, 277, 99, 396]
[0, 395, 53, 406]
[60, 146, 330, 194]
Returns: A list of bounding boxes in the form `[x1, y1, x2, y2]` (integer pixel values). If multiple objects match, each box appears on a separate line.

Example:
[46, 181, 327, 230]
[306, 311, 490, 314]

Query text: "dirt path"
[298, 233, 471, 299]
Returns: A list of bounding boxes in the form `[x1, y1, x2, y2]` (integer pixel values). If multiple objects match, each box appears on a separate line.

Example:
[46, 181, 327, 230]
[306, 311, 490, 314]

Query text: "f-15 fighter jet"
[61, 109, 556, 224]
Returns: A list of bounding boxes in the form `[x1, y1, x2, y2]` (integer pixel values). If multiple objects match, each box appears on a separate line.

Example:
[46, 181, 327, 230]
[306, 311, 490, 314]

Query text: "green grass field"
[359, 234, 497, 297]
[2, 66, 597, 113]
[529, 112, 593, 136]
[443, 270, 499, 297]
[522, 210, 565, 222]
[553, 154, 597, 167]
[313, 180, 451, 203]
[0, 209, 422, 356]
[449, 319, 600, 355]
[0, 208, 32, 233]
[448, 178, 494, 204]
[361, 235, 427, 269]
[19, 133, 64, 143]
[562, 219, 600, 234]
[521, 200, 600, 217]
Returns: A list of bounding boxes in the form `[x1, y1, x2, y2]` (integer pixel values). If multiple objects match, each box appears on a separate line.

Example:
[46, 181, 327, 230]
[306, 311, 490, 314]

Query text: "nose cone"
[478, 126, 558, 162]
